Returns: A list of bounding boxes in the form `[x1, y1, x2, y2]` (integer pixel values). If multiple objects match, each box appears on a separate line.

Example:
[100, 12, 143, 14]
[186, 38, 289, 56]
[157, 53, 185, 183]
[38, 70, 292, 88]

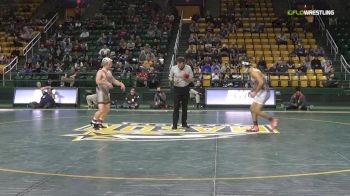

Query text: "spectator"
[315, 46, 325, 57]
[143, 56, 154, 69]
[80, 29, 89, 40]
[97, 32, 107, 46]
[272, 17, 284, 28]
[211, 63, 221, 73]
[220, 44, 230, 57]
[190, 80, 205, 109]
[291, 33, 301, 45]
[295, 45, 306, 57]
[151, 86, 167, 109]
[122, 88, 140, 109]
[190, 21, 199, 33]
[98, 44, 110, 57]
[60, 67, 77, 87]
[305, 56, 312, 70]
[325, 67, 339, 87]
[11, 47, 20, 57]
[201, 62, 212, 73]
[147, 67, 159, 88]
[275, 60, 288, 76]
[286, 87, 307, 110]
[286, 57, 295, 69]
[211, 72, 220, 87]
[136, 67, 149, 87]
[185, 45, 197, 59]
[297, 62, 307, 76]
[126, 40, 135, 51]
[276, 33, 287, 45]
[188, 34, 197, 44]
[311, 56, 322, 70]
[106, 32, 114, 46]
[86, 93, 97, 109]
[268, 63, 277, 76]
[257, 57, 267, 72]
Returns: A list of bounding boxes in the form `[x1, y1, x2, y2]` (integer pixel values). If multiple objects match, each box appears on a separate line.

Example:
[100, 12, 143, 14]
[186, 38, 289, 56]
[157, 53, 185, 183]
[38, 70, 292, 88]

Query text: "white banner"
[14, 87, 78, 104]
[205, 89, 276, 106]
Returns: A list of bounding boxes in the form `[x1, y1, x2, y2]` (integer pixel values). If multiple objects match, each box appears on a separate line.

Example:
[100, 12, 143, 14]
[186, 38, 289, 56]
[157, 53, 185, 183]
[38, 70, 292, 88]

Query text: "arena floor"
[0, 109, 349, 195]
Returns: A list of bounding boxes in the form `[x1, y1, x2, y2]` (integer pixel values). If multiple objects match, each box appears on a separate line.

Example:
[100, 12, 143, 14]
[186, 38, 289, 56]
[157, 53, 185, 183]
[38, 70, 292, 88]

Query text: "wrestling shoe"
[246, 125, 259, 132]
[270, 117, 279, 130]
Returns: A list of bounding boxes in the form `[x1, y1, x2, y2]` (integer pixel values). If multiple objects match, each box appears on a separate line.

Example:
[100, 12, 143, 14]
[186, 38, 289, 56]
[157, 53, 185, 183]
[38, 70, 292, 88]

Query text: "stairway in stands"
[159, 23, 190, 88]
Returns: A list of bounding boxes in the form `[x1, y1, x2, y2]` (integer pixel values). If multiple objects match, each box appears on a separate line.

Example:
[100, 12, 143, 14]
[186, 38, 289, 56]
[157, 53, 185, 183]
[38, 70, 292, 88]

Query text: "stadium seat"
[202, 74, 212, 87]
[288, 69, 296, 77]
[270, 75, 279, 87]
[308, 75, 317, 87]
[0, 64, 5, 75]
[318, 75, 327, 87]
[306, 69, 315, 77]
[315, 69, 323, 77]
[291, 76, 299, 87]
[300, 76, 308, 87]
[279, 75, 289, 87]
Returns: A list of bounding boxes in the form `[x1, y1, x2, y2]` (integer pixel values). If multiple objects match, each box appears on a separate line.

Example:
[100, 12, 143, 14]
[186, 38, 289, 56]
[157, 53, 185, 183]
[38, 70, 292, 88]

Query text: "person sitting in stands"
[276, 33, 287, 45]
[295, 44, 306, 57]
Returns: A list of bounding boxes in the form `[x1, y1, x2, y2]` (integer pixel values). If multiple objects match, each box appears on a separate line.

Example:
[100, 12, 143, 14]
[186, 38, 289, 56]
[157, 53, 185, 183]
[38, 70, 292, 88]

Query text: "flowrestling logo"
[287, 10, 334, 16]
[63, 122, 279, 142]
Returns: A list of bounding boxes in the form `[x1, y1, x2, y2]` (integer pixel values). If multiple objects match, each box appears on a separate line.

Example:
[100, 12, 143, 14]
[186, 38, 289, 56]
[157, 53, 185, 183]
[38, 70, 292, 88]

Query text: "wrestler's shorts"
[96, 86, 110, 104]
[253, 90, 270, 105]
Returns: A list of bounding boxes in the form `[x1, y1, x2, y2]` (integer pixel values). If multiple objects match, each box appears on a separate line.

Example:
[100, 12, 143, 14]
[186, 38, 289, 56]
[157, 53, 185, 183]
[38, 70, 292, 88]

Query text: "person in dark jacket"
[286, 87, 307, 110]
[151, 86, 167, 109]
[122, 88, 140, 109]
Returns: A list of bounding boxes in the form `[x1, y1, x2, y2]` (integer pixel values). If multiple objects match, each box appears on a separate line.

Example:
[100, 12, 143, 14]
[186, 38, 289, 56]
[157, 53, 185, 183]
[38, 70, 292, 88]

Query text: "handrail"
[169, 10, 183, 70]
[340, 55, 350, 87]
[23, 32, 41, 56]
[2, 57, 18, 86]
[315, 15, 338, 60]
[315, 15, 325, 32]
[44, 13, 59, 33]
[326, 29, 338, 59]
[22, 14, 58, 58]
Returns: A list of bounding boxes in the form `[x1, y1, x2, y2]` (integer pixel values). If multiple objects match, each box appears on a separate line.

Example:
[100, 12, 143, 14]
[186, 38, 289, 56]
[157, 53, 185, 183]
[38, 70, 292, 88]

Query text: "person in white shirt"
[169, 57, 194, 129]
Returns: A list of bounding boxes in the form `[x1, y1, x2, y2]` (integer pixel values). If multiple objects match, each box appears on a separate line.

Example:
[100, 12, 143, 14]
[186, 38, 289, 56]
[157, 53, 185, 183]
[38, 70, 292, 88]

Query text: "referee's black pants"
[173, 85, 190, 127]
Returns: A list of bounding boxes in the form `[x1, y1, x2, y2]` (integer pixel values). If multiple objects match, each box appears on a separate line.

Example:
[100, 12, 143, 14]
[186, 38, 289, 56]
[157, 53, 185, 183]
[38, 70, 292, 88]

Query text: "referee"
[169, 57, 194, 130]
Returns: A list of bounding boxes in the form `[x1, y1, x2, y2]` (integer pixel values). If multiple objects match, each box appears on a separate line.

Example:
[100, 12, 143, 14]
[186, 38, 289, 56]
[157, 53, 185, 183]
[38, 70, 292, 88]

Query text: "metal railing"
[23, 13, 59, 61]
[2, 57, 18, 86]
[315, 15, 326, 34]
[44, 13, 59, 33]
[315, 15, 338, 60]
[169, 10, 184, 70]
[340, 55, 350, 87]
[23, 32, 41, 61]
[325, 29, 338, 59]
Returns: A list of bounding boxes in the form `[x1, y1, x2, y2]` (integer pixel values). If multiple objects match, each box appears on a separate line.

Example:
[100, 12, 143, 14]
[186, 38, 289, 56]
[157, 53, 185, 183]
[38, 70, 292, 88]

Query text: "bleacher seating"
[0, 0, 44, 57]
[13, 0, 176, 88]
[185, 0, 334, 88]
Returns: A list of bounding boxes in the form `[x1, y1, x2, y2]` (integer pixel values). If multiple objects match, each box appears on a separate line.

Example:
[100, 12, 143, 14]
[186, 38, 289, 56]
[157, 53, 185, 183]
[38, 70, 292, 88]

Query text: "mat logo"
[63, 122, 278, 142]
